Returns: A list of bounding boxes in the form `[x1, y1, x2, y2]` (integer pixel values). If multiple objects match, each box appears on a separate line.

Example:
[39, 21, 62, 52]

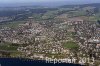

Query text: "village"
[0, 17, 100, 65]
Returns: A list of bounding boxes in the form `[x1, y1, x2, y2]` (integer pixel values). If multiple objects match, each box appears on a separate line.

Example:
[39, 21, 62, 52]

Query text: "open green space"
[0, 20, 26, 28]
[10, 51, 23, 57]
[0, 42, 18, 51]
[63, 41, 79, 49]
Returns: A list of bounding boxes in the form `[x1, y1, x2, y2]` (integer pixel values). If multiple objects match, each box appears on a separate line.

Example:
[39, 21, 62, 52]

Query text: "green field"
[0, 42, 24, 57]
[10, 51, 23, 57]
[0, 43, 18, 51]
[0, 20, 26, 28]
[63, 41, 79, 49]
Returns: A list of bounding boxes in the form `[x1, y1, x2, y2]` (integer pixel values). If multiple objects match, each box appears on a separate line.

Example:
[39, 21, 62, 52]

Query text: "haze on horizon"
[0, 0, 100, 7]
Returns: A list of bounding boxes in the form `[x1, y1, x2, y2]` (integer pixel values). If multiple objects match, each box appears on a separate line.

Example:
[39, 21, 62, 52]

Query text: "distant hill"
[60, 3, 100, 8]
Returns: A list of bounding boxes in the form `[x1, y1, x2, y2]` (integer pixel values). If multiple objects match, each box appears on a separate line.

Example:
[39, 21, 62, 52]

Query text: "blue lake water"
[0, 58, 83, 66]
